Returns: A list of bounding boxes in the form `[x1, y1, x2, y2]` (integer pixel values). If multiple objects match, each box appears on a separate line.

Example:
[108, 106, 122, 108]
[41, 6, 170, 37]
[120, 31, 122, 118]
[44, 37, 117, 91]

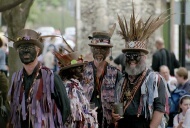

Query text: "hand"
[177, 121, 183, 128]
[112, 109, 122, 122]
[89, 107, 98, 123]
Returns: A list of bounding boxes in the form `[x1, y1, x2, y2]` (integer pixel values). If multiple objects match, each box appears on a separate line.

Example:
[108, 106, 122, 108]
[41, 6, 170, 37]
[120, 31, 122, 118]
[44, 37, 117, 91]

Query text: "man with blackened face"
[54, 51, 98, 127]
[91, 46, 110, 64]
[17, 44, 40, 64]
[8, 29, 70, 128]
[124, 52, 146, 76]
[82, 24, 122, 128]
[112, 10, 168, 128]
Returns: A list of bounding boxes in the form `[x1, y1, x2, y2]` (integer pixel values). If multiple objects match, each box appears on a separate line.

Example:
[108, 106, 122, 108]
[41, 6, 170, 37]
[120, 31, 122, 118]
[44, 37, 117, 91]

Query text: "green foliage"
[36, 0, 64, 8]
[26, 0, 75, 31]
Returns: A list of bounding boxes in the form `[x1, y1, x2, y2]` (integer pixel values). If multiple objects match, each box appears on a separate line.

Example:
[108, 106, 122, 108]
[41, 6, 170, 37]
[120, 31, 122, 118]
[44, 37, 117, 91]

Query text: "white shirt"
[173, 113, 185, 127]
[43, 51, 55, 69]
[167, 76, 177, 92]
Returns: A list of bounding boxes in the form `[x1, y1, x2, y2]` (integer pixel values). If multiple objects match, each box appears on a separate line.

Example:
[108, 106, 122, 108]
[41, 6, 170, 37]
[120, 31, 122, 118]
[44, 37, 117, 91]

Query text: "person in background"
[43, 44, 57, 72]
[113, 53, 126, 74]
[0, 66, 9, 128]
[173, 95, 190, 128]
[182, 106, 190, 128]
[159, 65, 178, 127]
[0, 35, 8, 77]
[152, 37, 180, 76]
[54, 50, 98, 128]
[159, 65, 177, 92]
[112, 3, 168, 128]
[175, 67, 190, 93]
[82, 23, 122, 128]
[7, 29, 70, 128]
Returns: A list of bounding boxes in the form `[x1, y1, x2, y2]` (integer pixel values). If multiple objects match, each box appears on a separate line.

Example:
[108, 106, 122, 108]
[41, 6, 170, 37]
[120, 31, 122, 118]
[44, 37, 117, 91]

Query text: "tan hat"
[54, 51, 87, 70]
[122, 41, 148, 54]
[14, 29, 43, 55]
[88, 23, 116, 48]
[118, 2, 170, 54]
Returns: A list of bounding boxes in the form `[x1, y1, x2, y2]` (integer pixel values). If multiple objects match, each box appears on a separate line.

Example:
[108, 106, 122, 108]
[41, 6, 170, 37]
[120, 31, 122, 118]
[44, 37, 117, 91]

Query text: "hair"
[179, 95, 190, 112]
[155, 37, 164, 44]
[125, 54, 146, 75]
[0, 37, 3, 47]
[58, 65, 84, 81]
[159, 65, 170, 72]
[59, 68, 74, 81]
[176, 67, 188, 79]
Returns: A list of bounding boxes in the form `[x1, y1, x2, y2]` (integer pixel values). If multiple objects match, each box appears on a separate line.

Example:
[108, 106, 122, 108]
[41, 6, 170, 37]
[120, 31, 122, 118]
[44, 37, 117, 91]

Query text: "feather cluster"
[53, 51, 71, 66]
[118, 2, 170, 44]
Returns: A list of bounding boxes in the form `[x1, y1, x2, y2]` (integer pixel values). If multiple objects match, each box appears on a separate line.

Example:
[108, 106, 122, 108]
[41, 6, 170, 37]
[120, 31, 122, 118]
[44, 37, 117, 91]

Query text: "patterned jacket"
[116, 69, 166, 120]
[82, 61, 121, 127]
[8, 65, 70, 128]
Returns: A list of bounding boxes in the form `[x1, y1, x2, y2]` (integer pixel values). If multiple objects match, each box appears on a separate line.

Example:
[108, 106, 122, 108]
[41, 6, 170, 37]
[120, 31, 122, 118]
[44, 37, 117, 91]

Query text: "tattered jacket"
[82, 61, 121, 126]
[8, 66, 70, 128]
[116, 69, 166, 120]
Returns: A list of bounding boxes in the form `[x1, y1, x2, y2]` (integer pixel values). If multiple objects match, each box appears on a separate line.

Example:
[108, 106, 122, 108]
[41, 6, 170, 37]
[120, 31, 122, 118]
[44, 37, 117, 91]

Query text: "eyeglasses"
[91, 38, 110, 44]
[125, 52, 144, 62]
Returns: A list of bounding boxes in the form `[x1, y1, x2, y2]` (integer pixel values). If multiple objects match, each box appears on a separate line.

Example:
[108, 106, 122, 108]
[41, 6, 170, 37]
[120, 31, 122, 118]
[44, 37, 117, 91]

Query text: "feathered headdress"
[53, 36, 87, 70]
[118, 2, 170, 54]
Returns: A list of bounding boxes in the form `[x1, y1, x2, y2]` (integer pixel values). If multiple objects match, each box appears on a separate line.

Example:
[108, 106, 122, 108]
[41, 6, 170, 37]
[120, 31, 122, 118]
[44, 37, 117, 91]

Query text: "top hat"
[118, 2, 170, 54]
[54, 51, 87, 71]
[88, 23, 116, 48]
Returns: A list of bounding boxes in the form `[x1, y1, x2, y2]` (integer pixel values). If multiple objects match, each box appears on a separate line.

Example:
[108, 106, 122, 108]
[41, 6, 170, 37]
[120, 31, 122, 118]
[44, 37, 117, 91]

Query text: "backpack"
[168, 88, 189, 113]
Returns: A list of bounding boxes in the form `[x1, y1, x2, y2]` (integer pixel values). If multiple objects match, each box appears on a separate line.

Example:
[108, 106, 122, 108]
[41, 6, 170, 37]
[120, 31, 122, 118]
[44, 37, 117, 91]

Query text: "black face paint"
[18, 44, 37, 64]
[125, 52, 143, 63]
[72, 65, 84, 81]
[91, 46, 109, 63]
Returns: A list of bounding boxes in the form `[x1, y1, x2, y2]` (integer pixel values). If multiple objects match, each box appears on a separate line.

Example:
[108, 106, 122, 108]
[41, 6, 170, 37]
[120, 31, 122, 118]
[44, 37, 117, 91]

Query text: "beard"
[125, 58, 146, 75]
[94, 54, 106, 64]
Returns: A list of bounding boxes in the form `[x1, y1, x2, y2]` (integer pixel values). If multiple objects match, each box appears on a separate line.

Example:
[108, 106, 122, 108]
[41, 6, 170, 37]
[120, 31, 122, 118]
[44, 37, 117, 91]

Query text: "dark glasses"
[125, 52, 144, 62]
[91, 38, 110, 44]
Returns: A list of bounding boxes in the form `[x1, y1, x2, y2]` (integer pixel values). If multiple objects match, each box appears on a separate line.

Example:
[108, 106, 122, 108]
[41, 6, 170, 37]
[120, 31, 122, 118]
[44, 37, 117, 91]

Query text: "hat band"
[91, 38, 110, 45]
[16, 36, 35, 42]
[63, 55, 84, 67]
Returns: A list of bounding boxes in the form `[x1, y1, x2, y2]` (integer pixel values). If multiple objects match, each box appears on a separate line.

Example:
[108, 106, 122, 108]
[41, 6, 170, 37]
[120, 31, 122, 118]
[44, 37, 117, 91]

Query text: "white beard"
[94, 58, 104, 63]
[125, 59, 146, 75]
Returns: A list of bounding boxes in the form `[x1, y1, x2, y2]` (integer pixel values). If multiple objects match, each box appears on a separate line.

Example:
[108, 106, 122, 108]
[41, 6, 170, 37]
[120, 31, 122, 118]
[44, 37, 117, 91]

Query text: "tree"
[2, 0, 34, 82]
[0, 0, 26, 12]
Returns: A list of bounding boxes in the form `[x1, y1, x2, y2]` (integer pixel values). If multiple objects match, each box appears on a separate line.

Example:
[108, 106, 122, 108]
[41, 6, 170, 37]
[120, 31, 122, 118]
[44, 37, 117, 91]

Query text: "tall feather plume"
[109, 23, 116, 37]
[118, 14, 127, 41]
[59, 29, 74, 53]
[118, 1, 171, 45]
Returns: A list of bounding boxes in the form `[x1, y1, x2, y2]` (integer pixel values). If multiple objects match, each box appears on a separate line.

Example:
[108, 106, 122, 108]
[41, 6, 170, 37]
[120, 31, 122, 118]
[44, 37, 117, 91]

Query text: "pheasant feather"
[118, 2, 170, 45]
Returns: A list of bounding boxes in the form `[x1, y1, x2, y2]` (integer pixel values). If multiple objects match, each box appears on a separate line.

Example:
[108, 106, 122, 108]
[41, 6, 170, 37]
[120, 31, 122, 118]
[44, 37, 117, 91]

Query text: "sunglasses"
[91, 38, 110, 44]
[125, 52, 144, 62]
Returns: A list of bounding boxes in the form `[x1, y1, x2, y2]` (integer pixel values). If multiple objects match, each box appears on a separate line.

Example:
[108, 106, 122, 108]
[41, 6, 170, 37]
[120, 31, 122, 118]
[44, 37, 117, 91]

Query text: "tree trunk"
[2, 0, 34, 84]
[0, 0, 26, 12]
